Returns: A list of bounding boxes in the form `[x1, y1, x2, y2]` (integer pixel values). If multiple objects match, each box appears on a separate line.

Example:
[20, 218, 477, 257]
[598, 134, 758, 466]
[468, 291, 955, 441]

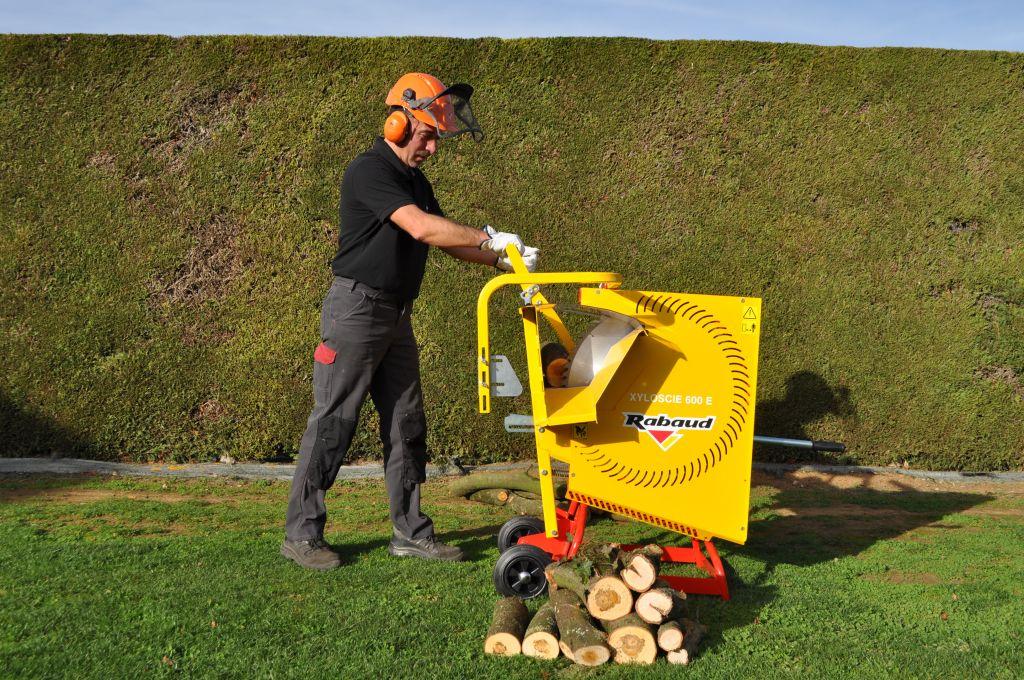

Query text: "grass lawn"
[1, 470, 1022, 678]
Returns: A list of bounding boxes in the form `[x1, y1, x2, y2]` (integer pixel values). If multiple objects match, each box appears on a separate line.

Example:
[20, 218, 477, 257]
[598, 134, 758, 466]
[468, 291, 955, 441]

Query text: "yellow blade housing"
[476, 247, 761, 545]
[538, 288, 761, 544]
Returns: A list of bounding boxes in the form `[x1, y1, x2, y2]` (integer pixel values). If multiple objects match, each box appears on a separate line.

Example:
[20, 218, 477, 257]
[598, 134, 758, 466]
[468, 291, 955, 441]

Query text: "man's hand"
[481, 225, 539, 272]
[496, 246, 539, 272]
[479, 225, 525, 255]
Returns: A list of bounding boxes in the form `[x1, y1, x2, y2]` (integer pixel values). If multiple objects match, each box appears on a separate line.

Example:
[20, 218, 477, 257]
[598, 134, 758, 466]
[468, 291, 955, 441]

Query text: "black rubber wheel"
[493, 545, 551, 599]
[496, 515, 546, 553]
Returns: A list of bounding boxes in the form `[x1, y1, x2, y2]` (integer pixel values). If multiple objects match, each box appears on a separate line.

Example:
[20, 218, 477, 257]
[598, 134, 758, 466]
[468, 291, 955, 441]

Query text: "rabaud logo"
[622, 413, 716, 452]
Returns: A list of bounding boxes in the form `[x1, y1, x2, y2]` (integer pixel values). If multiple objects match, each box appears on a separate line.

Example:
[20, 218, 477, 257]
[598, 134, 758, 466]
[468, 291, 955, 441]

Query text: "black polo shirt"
[330, 137, 442, 300]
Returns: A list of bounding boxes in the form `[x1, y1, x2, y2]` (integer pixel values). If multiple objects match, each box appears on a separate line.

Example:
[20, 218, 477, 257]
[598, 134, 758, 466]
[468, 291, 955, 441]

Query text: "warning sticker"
[740, 304, 758, 334]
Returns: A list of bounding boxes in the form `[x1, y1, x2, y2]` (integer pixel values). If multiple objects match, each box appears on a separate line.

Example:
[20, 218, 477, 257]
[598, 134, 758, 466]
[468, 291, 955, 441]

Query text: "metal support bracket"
[503, 414, 534, 433]
[490, 355, 523, 398]
[520, 284, 541, 305]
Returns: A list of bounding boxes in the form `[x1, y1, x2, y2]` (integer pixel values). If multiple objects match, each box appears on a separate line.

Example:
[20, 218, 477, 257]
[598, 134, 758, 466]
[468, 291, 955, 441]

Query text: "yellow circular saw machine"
[477, 246, 844, 599]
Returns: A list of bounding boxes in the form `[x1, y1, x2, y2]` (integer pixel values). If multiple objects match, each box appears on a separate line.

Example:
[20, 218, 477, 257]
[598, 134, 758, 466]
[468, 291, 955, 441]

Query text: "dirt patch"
[966, 147, 993, 178]
[44, 513, 195, 537]
[768, 505, 917, 519]
[0, 487, 266, 505]
[765, 504, 1021, 520]
[147, 210, 246, 307]
[962, 507, 1024, 518]
[86, 150, 117, 172]
[145, 84, 258, 172]
[898, 524, 983, 544]
[975, 365, 1024, 398]
[947, 217, 979, 234]
[752, 469, 1024, 495]
[862, 571, 949, 585]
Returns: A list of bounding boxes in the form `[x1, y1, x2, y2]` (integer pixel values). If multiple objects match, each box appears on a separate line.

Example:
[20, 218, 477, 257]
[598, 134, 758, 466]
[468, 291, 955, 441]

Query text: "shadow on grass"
[334, 523, 506, 563]
[595, 473, 996, 657]
[743, 475, 994, 571]
[694, 475, 996, 653]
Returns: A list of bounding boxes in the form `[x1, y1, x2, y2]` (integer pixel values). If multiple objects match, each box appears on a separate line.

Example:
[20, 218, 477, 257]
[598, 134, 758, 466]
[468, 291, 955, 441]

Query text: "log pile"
[453, 468, 632, 521]
[451, 469, 567, 516]
[483, 542, 707, 665]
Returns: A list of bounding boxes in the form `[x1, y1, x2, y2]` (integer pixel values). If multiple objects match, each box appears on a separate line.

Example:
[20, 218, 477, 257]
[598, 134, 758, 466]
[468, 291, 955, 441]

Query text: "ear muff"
[383, 109, 411, 144]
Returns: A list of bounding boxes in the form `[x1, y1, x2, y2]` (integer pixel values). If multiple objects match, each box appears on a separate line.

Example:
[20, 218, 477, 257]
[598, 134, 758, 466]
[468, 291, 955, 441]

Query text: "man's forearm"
[440, 245, 499, 266]
[419, 213, 488, 248]
[397, 208, 488, 248]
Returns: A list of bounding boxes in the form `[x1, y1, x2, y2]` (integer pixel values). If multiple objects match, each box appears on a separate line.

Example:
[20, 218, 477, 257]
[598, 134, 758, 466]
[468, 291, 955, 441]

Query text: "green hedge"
[1, 35, 1022, 469]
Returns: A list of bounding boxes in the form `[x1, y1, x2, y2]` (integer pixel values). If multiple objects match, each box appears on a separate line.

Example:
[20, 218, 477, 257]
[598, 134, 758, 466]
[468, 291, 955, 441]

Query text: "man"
[281, 73, 539, 570]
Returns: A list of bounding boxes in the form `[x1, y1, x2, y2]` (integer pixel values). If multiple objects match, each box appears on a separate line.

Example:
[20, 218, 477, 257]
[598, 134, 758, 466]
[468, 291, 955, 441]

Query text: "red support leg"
[517, 503, 730, 600]
[517, 501, 589, 561]
[658, 539, 730, 600]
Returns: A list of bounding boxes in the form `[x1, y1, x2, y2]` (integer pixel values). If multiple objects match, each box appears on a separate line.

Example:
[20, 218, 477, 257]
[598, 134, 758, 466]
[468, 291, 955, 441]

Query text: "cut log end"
[586, 577, 634, 620]
[665, 619, 707, 665]
[522, 632, 559, 660]
[657, 619, 685, 652]
[467, 488, 510, 506]
[484, 632, 522, 656]
[610, 631, 656, 664]
[574, 645, 611, 666]
[634, 586, 683, 624]
[484, 597, 529, 657]
[620, 545, 663, 593]
[621, 563, 657, 592]
[522, 601, 559, 660]
[665, 648, 690, 665]
[554, 591, 611, 666]
[604, 612, 657, 665]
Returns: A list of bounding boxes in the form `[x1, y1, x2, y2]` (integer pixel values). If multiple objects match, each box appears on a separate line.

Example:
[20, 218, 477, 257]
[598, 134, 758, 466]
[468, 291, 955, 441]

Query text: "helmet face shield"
[405, 83, 483, 142]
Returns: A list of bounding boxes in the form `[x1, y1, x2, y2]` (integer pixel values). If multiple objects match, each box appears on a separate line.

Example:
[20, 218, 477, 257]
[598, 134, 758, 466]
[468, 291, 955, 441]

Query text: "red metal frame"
[517, 501, 730, 600]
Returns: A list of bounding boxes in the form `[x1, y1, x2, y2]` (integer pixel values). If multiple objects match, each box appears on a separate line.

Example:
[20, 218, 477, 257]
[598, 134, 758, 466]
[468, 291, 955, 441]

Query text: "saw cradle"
[478, 247, 764, 600]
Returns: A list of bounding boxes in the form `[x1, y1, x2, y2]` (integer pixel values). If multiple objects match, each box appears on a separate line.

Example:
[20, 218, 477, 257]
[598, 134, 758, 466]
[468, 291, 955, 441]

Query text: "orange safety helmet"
[383, 72, 483, 144]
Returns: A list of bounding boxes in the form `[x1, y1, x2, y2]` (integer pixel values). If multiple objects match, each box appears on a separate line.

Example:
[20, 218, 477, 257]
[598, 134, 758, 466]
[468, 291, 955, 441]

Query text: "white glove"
[496, 245, 539, 272]
[480, 224, 525, 256]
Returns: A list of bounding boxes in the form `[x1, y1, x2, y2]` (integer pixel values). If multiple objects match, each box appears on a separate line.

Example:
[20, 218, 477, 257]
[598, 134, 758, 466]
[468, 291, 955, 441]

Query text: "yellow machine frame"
[477, 247, 762, 547]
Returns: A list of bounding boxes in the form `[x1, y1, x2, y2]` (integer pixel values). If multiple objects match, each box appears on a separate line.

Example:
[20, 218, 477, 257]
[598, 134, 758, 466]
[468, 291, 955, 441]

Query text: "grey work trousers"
[285, 276, 434, 542]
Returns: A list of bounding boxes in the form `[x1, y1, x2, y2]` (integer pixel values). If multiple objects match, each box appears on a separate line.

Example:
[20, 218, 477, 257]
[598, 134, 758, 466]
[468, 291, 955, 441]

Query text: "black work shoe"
[388, 531, 465, 562]
[280, 537, 342, 571]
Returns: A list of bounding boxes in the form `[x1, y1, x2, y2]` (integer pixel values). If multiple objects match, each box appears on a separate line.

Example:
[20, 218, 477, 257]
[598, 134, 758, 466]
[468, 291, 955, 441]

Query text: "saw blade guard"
[566, 312, 643, 388]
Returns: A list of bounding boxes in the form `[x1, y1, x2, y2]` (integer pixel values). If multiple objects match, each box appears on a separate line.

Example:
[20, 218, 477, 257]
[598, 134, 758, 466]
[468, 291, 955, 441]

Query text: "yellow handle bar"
[476, 244, 622, 413]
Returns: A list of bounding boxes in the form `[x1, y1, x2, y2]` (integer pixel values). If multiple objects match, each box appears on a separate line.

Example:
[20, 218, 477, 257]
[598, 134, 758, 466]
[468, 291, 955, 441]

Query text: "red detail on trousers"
[313, 342, 337, 365]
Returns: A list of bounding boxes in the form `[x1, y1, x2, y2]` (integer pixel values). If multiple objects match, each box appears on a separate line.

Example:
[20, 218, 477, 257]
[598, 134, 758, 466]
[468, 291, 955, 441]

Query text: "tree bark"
[664, 619, 706, 665]
[552, 595, 610, 666]
[451, 469, 567, 499]
[584, 545, 633, 621]
[467, 488, 510, 506]
[506, 491, 544, 516]
[483, 597, 529, 656]
[619, 544, 663, 592]
[451, 470, 541, 498]
[545, 562, 588, 603]
[522, 601, 559, 660]
[602, 613, 657, 664]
